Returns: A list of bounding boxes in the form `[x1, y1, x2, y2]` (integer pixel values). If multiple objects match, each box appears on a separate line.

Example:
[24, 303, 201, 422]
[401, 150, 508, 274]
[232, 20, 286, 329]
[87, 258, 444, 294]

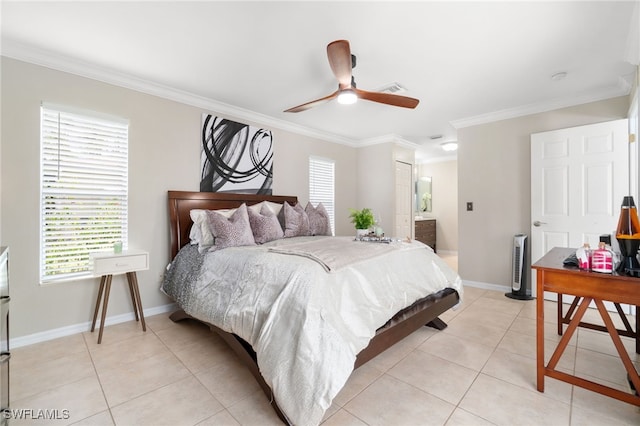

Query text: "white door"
[395, 161, 412, 239]
[531, 119, 629, 301]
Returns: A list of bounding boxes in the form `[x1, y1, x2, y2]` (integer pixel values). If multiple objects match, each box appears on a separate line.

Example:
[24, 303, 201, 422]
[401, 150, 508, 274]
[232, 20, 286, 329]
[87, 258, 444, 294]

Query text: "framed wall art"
[200, 114, 273, 194]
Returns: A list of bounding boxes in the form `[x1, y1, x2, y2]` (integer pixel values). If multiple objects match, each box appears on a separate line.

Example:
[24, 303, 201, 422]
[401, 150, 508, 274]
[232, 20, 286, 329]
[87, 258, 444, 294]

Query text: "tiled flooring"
[10, 256, 640, 425]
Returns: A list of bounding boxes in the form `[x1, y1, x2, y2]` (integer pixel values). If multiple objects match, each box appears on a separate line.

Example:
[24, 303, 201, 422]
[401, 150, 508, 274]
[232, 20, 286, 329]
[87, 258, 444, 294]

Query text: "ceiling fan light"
[441, 142, 458, 152]
[337, 90, 358, 105]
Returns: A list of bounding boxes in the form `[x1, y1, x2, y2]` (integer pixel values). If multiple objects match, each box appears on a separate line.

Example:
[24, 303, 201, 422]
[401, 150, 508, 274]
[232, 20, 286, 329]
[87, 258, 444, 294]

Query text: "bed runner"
[268, 236, 413, 272]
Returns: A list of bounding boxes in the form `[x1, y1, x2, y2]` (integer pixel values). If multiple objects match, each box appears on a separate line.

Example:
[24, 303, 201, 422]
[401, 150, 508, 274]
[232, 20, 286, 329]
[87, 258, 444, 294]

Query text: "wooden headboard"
[167, 191, 298, 260]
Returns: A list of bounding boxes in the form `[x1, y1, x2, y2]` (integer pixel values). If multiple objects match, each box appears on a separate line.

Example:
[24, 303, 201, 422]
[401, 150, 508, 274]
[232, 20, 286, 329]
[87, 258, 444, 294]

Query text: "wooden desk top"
[532, 247, 640, 306]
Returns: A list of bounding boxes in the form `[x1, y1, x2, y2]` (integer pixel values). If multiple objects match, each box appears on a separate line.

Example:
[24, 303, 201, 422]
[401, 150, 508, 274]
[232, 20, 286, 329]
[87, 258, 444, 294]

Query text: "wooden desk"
[532, 247, 640, 406]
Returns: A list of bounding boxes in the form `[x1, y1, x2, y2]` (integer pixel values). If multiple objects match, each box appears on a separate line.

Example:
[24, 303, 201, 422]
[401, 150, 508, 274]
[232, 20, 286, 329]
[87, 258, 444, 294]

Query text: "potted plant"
[349, 208, 375, 238]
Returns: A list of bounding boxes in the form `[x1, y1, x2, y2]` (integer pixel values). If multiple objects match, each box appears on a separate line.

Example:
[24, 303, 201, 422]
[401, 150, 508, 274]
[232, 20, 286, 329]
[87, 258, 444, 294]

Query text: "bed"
[162, 190, 462, 425]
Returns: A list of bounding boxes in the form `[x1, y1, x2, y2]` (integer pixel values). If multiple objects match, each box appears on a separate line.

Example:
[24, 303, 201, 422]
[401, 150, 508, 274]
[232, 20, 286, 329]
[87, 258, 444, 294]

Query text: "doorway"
[395, 161, 412, 239]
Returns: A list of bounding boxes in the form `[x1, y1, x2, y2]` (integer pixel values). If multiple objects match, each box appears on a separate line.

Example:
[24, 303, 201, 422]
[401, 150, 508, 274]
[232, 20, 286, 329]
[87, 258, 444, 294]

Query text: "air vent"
[376, 82, 407, 94]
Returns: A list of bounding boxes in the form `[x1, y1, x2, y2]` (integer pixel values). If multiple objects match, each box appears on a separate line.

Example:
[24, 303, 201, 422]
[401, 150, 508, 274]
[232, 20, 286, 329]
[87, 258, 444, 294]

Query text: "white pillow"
[263, 201, 283, 215]
[188, 222, 202, 245]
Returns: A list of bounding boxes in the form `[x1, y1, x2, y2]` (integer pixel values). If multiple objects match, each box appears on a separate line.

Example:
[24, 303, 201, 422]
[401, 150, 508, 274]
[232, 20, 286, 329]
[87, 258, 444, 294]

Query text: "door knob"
[533, 221, 547, 227]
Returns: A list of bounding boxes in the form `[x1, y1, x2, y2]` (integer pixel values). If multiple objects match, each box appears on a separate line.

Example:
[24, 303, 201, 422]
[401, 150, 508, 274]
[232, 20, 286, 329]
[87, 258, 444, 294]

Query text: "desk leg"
[595, 300, 640, 394]
[97, 275, 113, 344]
[126, 273, 140, 322]
[91, 275, 106, 332]
[636, 306, 639, 355]
[127, 272, 146, 332]
[548, 297, 591, 370]
[557, 293, 563, 335]
[536, 272, 545, 392]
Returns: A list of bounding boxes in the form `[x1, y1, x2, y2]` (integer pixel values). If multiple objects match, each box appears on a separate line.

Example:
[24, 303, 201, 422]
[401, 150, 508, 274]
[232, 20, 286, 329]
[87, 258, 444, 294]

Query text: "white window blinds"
[309, 156, 335, 235]
[40, 105, 129, 283]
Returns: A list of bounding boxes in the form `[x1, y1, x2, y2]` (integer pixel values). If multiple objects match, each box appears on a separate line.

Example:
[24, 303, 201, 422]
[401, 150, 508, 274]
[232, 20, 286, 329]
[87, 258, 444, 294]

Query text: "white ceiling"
[2, 1, 638, 162]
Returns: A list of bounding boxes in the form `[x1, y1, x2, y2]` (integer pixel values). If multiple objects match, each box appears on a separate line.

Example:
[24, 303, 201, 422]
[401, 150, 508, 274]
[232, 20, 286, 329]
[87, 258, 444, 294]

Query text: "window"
[40, 104, 129, 283]
[309, 156, 335, 235]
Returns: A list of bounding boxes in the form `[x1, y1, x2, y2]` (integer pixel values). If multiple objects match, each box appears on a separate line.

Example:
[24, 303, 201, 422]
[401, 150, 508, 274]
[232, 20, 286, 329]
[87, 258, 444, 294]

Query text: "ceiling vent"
[376, 81, 407, 94]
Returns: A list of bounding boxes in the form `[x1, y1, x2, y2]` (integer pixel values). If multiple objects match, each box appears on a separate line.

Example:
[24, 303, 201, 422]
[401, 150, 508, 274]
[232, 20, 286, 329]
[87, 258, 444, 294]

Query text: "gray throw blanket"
[267, 236, 400, 272]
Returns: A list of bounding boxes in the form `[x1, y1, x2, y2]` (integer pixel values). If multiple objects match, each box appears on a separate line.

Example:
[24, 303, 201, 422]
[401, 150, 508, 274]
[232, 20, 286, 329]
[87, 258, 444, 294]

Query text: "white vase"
[356, 229, 368, 239]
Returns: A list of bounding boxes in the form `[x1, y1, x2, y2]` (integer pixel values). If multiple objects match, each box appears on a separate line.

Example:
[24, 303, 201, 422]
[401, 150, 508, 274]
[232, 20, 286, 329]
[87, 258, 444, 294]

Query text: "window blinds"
[309, 157, 335, 235]
[40, 105, 129, 282]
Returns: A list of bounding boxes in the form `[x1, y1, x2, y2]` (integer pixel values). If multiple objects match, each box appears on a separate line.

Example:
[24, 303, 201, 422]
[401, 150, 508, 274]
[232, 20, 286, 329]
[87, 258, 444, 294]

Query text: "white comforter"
[162, 236, 462, 425]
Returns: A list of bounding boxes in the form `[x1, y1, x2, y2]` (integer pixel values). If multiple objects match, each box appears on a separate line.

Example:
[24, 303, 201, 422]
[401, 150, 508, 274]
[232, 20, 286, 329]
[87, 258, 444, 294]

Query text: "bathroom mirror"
[416, 176, 432, 212]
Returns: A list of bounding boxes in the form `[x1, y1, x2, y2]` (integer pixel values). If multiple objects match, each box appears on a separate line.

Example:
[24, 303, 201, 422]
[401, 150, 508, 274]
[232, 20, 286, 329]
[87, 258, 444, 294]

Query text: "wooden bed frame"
[166, 190, 460, 424]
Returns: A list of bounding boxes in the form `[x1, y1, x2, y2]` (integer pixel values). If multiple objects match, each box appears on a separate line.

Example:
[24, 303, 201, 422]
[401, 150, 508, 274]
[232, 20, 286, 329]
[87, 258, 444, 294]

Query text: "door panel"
[395, 161, 412, 239]
[531, 119, 629, 307]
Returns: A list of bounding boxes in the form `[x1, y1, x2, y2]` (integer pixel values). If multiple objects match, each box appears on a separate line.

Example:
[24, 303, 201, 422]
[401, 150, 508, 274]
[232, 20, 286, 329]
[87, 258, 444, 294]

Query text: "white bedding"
[162, 236, 462, 426]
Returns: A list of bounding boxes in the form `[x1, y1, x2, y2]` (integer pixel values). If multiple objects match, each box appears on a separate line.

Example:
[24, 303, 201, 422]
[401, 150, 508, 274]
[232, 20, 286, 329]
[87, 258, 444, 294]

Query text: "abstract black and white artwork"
[200, 114, 273, 194]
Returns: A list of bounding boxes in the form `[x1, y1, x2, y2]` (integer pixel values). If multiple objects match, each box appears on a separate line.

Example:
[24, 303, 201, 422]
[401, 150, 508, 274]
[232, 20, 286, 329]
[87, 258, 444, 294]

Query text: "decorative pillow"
[248, 203, 284, 244]
[305, 202, 332, 236]
[206, 203, 256, 251]
[189, 201, 282, 253]
[278, 201, 310, 237]
[191, 205, 263, 250]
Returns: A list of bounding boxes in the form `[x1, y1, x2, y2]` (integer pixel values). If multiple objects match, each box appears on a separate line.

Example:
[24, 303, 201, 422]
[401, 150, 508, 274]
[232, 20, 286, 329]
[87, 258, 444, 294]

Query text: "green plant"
[349, 208, 375, 230]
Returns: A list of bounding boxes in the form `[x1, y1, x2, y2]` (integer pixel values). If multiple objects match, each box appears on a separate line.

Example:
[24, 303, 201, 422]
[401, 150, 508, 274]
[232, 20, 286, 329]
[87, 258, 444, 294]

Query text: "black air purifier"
[505, 234, 534, 300]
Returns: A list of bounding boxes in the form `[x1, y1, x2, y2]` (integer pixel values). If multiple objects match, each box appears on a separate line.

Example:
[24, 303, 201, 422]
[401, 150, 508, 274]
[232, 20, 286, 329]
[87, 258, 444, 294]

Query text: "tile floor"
[9, 254, 640, 425]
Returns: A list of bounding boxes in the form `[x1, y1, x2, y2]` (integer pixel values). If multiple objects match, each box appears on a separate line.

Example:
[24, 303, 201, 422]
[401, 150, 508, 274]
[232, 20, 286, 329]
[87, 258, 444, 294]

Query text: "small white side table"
[90, 249, 149, 344]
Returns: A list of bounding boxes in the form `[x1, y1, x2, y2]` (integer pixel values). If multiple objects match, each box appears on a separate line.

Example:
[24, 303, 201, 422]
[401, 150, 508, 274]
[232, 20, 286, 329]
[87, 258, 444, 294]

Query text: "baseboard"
[462, 279, 511, 293]
[10, 303, 177, 348]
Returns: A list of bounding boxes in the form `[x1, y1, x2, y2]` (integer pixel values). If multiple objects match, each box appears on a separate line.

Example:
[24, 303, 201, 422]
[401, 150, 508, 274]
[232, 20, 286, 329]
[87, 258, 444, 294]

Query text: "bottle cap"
[621, 196, 636, 208]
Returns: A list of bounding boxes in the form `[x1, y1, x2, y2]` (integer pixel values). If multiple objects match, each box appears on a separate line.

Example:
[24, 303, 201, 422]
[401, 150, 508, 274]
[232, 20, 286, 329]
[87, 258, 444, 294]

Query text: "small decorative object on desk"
[113, 241, 123, 254]
[615, 195, 640, 274]
[591, 242, 613, 274]
[576, 243, 592, 270]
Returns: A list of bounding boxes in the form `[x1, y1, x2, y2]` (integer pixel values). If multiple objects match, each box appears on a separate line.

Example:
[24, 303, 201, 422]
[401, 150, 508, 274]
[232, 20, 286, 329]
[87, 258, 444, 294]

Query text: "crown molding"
[449, 80, 632, 129]
[359, 134, 420, 149]
[1, 39, 359, 147]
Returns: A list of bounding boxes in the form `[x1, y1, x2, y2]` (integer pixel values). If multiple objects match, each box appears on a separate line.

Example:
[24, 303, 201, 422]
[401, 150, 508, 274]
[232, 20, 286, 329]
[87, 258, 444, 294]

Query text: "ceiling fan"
[284, 40, 420, 113]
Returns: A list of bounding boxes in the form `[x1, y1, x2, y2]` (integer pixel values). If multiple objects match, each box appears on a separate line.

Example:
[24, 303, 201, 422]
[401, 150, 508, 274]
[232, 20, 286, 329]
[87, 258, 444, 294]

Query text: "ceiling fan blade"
[283, 90, 339, 113]
[327, 40, 352, 88]
[355, 88, 420, 109]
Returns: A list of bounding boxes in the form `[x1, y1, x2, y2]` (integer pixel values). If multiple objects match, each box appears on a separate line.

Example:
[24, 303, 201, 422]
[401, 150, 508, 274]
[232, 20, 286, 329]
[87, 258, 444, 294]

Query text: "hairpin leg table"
[90, 250, 149, 344]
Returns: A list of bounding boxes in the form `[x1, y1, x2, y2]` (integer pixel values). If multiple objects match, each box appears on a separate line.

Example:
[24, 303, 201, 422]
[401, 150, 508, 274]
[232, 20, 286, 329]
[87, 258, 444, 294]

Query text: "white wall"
[355, 142, 415, 237]
[457, 96, 630, 287]
[1, 57, 358, 339]
[418, 160, 458, 252]
[356, 143, 394, 234]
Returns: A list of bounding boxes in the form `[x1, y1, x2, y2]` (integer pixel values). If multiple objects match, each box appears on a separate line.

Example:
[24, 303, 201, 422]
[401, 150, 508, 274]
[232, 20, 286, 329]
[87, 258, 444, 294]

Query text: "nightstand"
[415, 219, 436, 252]
[90, 249, 149, 344]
